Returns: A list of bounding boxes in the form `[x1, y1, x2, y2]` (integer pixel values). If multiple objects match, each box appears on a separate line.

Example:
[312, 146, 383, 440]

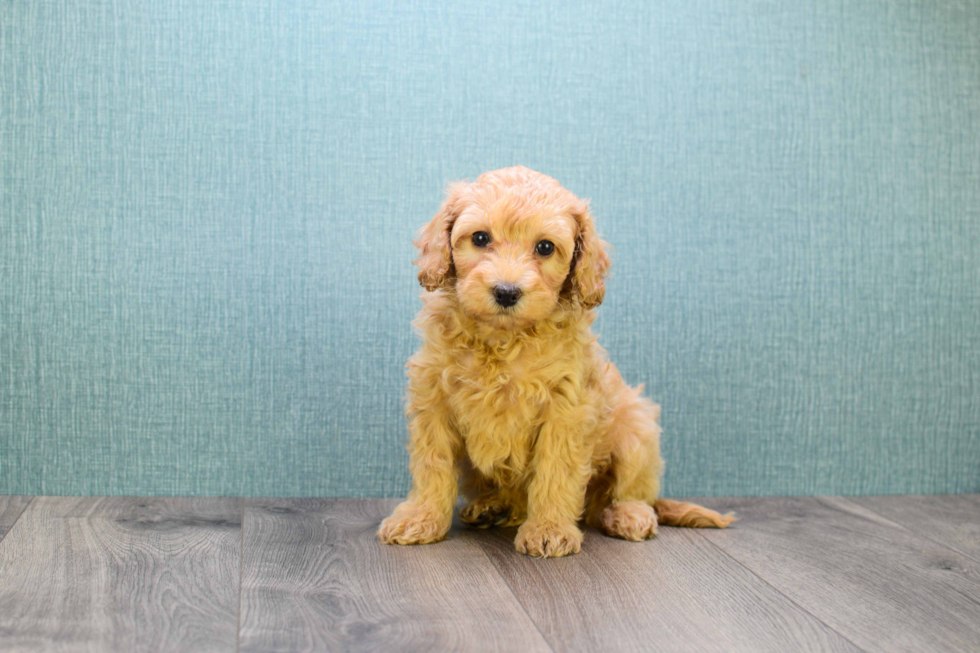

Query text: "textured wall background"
[1, 1, 978, 497]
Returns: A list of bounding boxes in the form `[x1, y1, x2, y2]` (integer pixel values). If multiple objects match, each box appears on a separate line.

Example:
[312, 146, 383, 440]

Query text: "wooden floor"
[0, 496, 977, 652]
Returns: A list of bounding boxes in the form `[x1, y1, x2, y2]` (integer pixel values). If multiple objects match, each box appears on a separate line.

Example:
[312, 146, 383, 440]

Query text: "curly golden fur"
[378, 166, 734, 558]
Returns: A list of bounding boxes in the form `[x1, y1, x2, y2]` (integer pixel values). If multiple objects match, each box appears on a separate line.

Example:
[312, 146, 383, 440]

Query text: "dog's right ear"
[415, 181, 467, 291]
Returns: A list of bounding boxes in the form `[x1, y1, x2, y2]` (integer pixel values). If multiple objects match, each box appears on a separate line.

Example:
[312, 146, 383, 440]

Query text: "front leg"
[377, 405, 459, 545]
[515, 389, 593, 558]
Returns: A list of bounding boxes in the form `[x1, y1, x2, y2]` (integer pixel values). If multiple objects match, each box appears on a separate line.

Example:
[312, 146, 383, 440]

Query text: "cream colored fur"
[378, 166, 734, 558]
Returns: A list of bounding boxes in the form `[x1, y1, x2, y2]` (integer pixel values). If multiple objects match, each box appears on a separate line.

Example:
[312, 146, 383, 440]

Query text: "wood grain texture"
[700, 496, 980, 653]
[0, 497, 242, 653]
[0, 496, 32, 540]
[849, 494, 980, 563]
[2, 494, 977, 651]
[239, 498, 550, 653]
[475, 519, 859, 652]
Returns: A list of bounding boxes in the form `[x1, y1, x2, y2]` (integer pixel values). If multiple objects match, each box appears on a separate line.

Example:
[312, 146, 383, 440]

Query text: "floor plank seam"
[236, 498, 246, 653]
[692, 529, 870, 653]
[0, 496, 34, 547]
[827, 497, 980, 566]
[473, 533, 557, 653]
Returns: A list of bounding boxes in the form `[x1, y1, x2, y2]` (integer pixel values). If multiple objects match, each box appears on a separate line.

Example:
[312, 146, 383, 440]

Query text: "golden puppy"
[378, 166, 733, 558]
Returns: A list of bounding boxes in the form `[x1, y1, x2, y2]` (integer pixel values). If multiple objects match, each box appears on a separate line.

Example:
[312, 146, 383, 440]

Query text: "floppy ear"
[569, 200, 611, 309]
[415, 182, 468, 291]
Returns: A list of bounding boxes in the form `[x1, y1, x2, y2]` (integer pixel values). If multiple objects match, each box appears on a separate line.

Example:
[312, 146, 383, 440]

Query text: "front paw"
[377, 501, 450, 545]
[514, 519, 583, 558]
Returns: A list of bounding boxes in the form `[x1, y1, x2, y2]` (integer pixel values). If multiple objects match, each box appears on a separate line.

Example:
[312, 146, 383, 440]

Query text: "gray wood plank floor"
[0, 495, 977, 652]
[849, 494, 980, 563]
[0, 497, 243, 653]
[0, 496, 32, 540]
[239, 498, 549, 653]
[700, 496, 980, 653]
[475, 517, 860, 653]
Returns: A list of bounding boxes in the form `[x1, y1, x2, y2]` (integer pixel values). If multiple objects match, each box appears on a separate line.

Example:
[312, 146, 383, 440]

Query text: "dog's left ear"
[568, 199, 611, 309]
[415, 181, 468, 291]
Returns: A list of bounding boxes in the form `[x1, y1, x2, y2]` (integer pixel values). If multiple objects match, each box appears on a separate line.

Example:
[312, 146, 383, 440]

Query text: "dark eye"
[471, 231, 491, 248]
[535, 240, 555, 257]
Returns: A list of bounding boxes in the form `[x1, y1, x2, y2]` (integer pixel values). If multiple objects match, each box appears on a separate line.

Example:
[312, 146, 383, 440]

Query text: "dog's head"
[415, 166, 610, 330]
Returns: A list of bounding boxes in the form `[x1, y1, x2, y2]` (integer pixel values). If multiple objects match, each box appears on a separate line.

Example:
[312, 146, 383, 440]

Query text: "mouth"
[486, 307, 533, 330]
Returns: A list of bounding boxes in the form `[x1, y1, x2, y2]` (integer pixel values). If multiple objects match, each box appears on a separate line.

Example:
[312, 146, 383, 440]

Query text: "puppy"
[378, 166, 733, 558]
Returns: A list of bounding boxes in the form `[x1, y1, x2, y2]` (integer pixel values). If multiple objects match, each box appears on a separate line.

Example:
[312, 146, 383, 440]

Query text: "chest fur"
[447, 350, 557, 482]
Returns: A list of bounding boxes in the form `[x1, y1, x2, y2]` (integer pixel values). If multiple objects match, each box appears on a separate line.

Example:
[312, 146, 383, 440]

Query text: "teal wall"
[2, 1, 978, 497]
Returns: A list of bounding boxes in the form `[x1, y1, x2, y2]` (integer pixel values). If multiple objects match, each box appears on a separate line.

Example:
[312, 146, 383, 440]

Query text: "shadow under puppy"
[378, 166, 734, 558]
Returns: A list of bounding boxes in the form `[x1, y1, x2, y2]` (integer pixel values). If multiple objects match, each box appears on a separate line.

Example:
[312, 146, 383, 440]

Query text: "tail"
[654, 499, 736, 528]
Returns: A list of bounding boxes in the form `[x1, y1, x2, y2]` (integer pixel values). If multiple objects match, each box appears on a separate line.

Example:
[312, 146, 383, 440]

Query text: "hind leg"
[587, 384, 664, 541]
[459, 490, 527, 528]
[600, 501, 658, 541]
[458, 461, 527, 528]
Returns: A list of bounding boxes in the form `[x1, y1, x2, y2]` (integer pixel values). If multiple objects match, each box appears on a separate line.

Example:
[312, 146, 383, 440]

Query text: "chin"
[488, 308, 562, 333]
[458, 303, 525, 330]
[486, 312, 532, 331]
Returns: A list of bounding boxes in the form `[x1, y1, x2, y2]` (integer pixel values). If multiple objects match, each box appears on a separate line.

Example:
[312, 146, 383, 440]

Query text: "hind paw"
[600, 501, 658, 541]
[460, 496, 525, 528]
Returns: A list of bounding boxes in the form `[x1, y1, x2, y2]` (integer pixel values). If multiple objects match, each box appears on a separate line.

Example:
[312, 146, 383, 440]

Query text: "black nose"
[492, 284, 522, 308]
